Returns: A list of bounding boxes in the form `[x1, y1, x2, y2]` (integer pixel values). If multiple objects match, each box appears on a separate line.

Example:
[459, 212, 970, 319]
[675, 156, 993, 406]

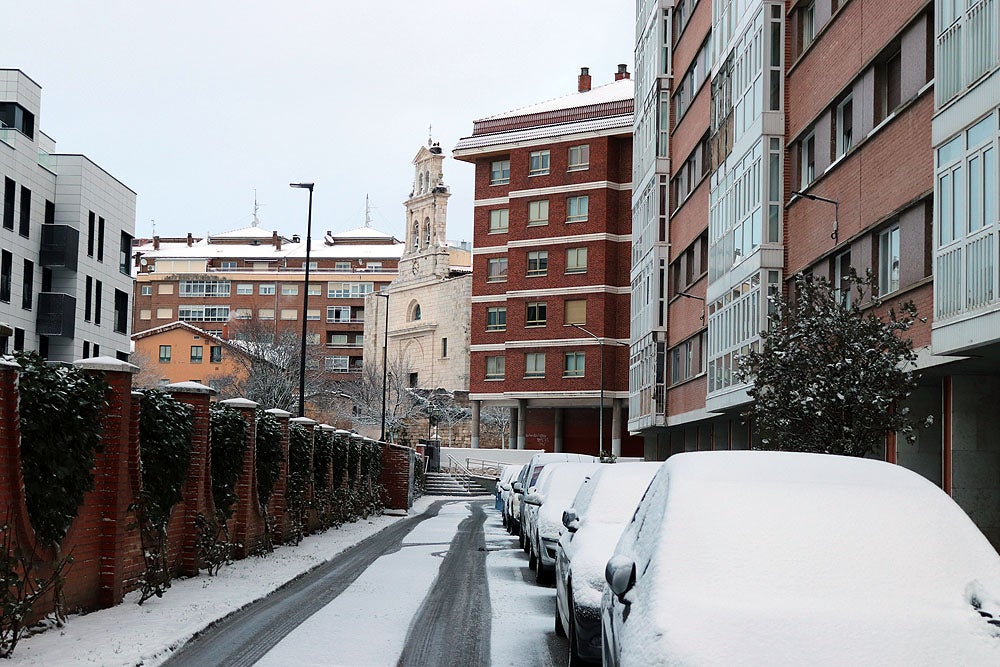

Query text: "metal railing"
[936, 0, 999, 107]
[463, 458, 506, 477]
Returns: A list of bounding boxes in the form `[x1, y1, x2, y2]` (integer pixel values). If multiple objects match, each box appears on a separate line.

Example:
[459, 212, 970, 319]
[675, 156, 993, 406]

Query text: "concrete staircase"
[423, 471, 491, 497]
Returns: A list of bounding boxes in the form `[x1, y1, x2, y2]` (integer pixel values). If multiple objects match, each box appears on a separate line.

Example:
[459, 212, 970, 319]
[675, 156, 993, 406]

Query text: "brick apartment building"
[0, 69, 136, 362]
[132, 224, 403, 382]
[630, 0, 1000, 545]
[454, 67, 643, 457]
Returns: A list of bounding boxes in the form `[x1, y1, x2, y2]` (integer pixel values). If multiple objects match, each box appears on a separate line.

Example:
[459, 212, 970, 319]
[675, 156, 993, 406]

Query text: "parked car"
[516, 452, 598, 547]
[555, 462, 660, 665]
[497, 464, 523, 528]
[602, 451, 1000, 667]
[508, 464, 531, 536]
[523, 462, 600, 583]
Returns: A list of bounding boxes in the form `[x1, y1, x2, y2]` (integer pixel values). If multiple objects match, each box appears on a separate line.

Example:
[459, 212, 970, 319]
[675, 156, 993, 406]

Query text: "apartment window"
[82, 341, 90, 359]
[526, 302, 547, 327]
[489, 209, 509, 233]
[800, 131, 816, 187]
[281, 284, 299, 296]
[236, 283, 253, 295]
[327, 281, 373, 298]
[0, 251, 11, 303]
[141, 284, 153, 296]
[485, 355, 505, 380]
[528, 200, 549, 226]
[280, 309, 298, 320]
[526, 251, 548, 276]
[97, 217, 105, 262]
[834, 250, 852, 307]
[18, 186, 30, 238]
[670, 339, 695, 385]
[800, 1, 815, 50]
[258, 308, 275, 320]
[190, 346, 203, 363]
[566, 196, 589, 222]
[21, 259, 33, 309]
[325, 356, 349, 372]
[307, 309, 321, 321]
[308, 284, 322, 296]
[328, 306, 351, 322]
[84, 276, 93, 320]
[139, 309, 151, 320]
[234, 308, 252, 319]
[158, 283, 174, 295]
[486, 306, 507, 331]
[878, 225, 900, 295]
[219, 260, 237, 270]
[490, 159, 510, 185]
[210, 345, 222, 363]
[114, 289, 128, 333]
[44, 200, 54, 225]
[335, 261, 351, 271]
[327, 333, 349, 347]
[835, 96, 853, 158]
[487, 257, 508, 282]
[12, 329, 23, 352]
[525, 352, 546, 378]
[568, 145, 590, 171]
[3, 178, 14, 230]
[564, 299, 586, 325]
[564, 352, 585, 378]
[441, 337, 448, 358]
[259, 283, 276, 295]
[159, 345, 172, 363]
[180, 279, 231, 298]
[94, 280, 103, 325]
[529, 150, 550, 176]
[156, 307, 173, 319]
[566, 247, 587, 274]
[877, 49, 902, 122]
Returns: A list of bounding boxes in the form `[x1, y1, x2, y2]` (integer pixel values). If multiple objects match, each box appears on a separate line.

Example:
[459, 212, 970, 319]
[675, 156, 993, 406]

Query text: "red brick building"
[454, 67, 642, 457]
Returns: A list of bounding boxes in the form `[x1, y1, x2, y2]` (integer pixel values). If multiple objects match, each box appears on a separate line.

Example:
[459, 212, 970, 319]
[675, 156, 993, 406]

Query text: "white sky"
[4, 1, 634, 244]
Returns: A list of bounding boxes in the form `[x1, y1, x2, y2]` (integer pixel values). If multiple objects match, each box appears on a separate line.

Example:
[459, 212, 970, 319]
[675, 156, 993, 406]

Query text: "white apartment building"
[0, 69, 136, 361]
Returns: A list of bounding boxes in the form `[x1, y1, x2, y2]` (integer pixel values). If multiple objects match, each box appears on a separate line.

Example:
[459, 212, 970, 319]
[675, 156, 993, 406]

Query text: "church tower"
[398, 140, 451, 282]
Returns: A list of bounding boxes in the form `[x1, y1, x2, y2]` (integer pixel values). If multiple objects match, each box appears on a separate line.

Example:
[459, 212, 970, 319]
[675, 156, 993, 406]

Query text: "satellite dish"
[140, 258, 148, 266]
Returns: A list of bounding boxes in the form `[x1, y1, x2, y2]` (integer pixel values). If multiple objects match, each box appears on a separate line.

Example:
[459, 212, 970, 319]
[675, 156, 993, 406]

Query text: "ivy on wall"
[209, 404, 248, 521]
[286, 424, 312, 543]
[255, 411, 284, 509]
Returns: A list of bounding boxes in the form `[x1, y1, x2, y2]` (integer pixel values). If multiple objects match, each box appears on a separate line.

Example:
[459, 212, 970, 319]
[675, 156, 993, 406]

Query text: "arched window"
[412, 220, 419, 250]
[424, 217, 431, 246]
[414, 304, 421, 320]
[409, 301, 422, 321]
[423, 170, 429, 192]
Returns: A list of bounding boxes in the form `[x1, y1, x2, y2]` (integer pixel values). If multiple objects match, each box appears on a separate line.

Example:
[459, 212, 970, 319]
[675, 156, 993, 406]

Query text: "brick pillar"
[167, 382, 216, 577]
[74, 357, 139, 608]
[379, 443, 413, 511]
[264, 408, 291, 543]
[220, 398, 264, 558]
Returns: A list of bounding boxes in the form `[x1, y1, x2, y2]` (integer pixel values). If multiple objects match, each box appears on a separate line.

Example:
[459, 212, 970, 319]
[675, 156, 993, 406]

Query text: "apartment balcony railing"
[0, 121, 11, 146]
[935, 226, 998, 319]
[39, 224, 80, 271]
[326, 342, 364, 349]
[936, 0, 999, 107]
[36, 292, 77, 337]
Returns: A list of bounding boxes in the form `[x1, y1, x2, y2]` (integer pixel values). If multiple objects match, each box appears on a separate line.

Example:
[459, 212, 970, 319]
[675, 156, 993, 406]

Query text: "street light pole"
[569, 323, 604, 459]
[375, 291, 390, 442]
[290, 182, 314, 418]
[791, 191, 840, 244]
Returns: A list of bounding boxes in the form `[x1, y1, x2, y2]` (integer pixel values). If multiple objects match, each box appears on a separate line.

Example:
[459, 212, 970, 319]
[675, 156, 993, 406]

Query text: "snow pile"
[614, 451, 1000, 666]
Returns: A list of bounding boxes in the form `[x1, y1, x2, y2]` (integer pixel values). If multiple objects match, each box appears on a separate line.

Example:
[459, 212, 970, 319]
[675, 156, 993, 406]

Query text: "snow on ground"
[8, 497, 438, 667]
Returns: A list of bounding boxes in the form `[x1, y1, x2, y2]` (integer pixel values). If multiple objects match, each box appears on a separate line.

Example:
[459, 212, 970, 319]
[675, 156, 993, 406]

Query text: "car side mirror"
[513, 482, 524, 494]
[500, 482, 511, 491]
[562, 509, 580, 532]
[524, 492, 544, 506]
[606, 554, 636, 603]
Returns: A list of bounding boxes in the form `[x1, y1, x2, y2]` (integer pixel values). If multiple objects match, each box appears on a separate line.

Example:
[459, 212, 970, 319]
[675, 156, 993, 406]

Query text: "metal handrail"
[464, 458, 507, 477]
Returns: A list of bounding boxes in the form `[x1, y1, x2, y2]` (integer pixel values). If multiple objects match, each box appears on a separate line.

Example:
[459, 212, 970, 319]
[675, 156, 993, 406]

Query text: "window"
[157, 283, 174, 295]
[800, 1, 815, 50]
[670, 339, 695, 385]
[878, 225, 900, 295]
[526, 251, 548, 276]
[18, 186, 30, 238]
[567, 196, 589, 222]
[328, 306, 352, 322]
[178, 305, 230, 322]
[308, 284, 323, 296]
[490, 160, 510, 185]
[13, 328, 23, 352]
[327, 333, 349, 346]
[327, 281, 373, 298]
[159, 345, 172, 363]
[97, 217, 105, 262]
[307, 309, 321, 321]
[441, 337, 448, 358]
[84, 275, 92, 320]
[306, 333, 321, 345]
[3, 178, 15, 230]
[140, 309, 151, 320]
[800, 130, 815, 186]
[156, 308, 173, 319]
[529, 150, 550, 176]
[0, 250, 10, 303]
[190, 346, 203, 363]
[259, 283, 276, 295]
[489, 209, 509, 233]
[487, 257, 508, 282]
[141, 284, 152, 296]
[83, 341, 90, 359]
[180, 279, 231, 298]
[412, 304, 422, 321]
[877, 49, 902, 122]
[220, 260, 238, 270]
[564, 352, 585, 377]
[526, 302, 547, 327]
[234, 308, 252, 319]
[835, 96, 854, 158]
[325, 356, 349, 372]
[119, 231, 133, 275]
[280, 309, 298, 320]
[834, 250, 852, 306]
[486, 306, 507, 331]
[281, 284, 299, 296]
[568, 145, 590, 171]
[258, 308, 275, 320]
[528, 200, 549, 226]
[566, 247, 587, 274]
[210, 346, 222, 363]
[45, 200, 55, 225]
[409, 372, 419, 387]
[485, 355, 505, 380]
[114, 289, 128, 333]
[236, 283, 253, 295]
[564, 299, 586, 325]
[94, 279, 102, 325]
[335, 261, 351, 271]
[525, 353, 546, 378]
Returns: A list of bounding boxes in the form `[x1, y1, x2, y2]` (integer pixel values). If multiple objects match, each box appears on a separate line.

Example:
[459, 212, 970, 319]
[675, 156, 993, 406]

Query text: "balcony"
[36, 292, 77, 338]
[39, 224, 80, 271]
[936, 0, 999, 107]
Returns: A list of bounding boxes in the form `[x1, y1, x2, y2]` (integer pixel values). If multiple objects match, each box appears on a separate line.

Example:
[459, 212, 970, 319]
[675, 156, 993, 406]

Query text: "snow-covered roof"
[210, 225, 278, 239]
[454, 113, 633, 153]
[131, 320, 228, 344]
[329, 226, 398, 241]
[481, 78, 634, 121]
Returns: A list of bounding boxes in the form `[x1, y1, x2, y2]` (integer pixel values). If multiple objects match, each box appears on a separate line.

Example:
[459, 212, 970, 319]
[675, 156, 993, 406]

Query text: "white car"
[497, 464, 523, 529]
[602, 451, 1000, 667]
[517, 452, 598, 548]
[555, 462, 660, 665]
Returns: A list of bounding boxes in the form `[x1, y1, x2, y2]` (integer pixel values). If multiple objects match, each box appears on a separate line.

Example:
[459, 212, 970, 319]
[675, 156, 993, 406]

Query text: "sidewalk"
[8, 497, 437, 666]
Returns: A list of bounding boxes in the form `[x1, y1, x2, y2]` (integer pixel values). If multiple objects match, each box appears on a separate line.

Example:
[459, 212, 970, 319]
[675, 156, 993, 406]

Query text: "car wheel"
[555, 608, 566, 638]
[534, 559, 549, 585]
[568, 594, 585, 667]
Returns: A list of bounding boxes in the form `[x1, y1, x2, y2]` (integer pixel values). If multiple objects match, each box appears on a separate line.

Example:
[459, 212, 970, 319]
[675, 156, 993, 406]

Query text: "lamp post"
[791, 191, 840, 244]
[290, 182, 314, 417]
[569, 323, 606, 459]
[374, 291, 390, 441]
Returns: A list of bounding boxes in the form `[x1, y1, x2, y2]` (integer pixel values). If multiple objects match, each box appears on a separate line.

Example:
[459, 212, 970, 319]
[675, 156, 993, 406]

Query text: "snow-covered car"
[601, 451, 1000, 667]
[517, 452, 598, 547]
[523, 461, 601, 585]
[497, 464, 523, 529]
[555, 462, 660, 665]
[508, 464, 530, 535]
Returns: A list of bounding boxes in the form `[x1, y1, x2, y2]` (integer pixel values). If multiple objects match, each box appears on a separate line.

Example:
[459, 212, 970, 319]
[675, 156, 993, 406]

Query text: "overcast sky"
[4, 1, 634, 244]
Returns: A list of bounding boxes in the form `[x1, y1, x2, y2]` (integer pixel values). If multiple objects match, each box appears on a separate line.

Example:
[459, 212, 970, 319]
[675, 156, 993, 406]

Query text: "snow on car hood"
[565, 522, 627, 611]
[537, 463, 601, 542]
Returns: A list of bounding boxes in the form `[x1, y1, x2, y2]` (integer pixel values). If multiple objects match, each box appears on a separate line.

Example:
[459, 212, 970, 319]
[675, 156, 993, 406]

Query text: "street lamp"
[290, 182, 314, 417]
[791, 191, 840, 244]
[569, 323, 608, 459]
[374, 290, 390, 442]
[676, 291, 706, 323]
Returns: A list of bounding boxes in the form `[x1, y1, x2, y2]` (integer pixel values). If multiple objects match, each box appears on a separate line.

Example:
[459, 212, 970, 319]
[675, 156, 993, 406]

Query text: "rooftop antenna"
[428, 123, 433, 146]
[365, 194, 372, 228]
[150, 219, 156, 236]
[252, 189, 260, 227]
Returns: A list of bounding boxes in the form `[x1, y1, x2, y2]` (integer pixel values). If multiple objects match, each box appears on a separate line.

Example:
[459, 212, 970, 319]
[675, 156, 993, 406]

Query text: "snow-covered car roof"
[571, 462, 661, 525]
[535, 463, 601, 541]
[613, 450, 1000, 665]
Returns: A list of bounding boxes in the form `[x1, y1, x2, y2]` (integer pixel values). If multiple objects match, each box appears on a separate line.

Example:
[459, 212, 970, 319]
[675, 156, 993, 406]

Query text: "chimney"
[153, 235, 160, 250]
[615, 64, 631, 81]
[578, 67, 591, 93]
[186, 232, 193, 247]
[272, 230, 281, 250]
[221, 323, 230, 340]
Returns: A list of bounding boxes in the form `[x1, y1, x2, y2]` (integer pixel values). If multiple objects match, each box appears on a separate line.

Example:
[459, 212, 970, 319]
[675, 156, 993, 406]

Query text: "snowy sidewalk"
[8, 498, 438, 667]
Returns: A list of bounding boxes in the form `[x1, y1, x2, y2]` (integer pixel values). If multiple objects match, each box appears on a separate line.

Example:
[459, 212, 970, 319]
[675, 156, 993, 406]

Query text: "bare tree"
[129, 349, 164, 390]
[339, 351, 425, 442]
[480, 405, 512, 449]
[411, 389, 472, 446]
